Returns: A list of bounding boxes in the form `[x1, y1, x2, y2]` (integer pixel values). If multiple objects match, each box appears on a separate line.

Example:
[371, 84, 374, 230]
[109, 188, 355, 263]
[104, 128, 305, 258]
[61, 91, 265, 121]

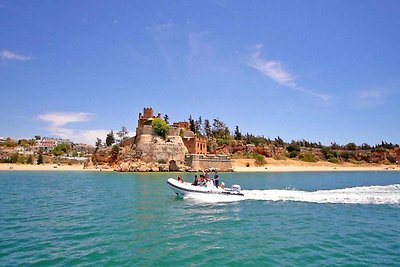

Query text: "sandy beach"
[0, 163, 113, 171]
[1, 159, 399, 172]
[233, 166, 400, 172]
[232, 158, 400, 172]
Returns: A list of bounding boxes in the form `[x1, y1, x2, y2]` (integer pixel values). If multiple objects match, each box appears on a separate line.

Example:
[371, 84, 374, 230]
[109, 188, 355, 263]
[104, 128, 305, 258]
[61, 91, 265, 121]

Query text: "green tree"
[194, 116, 202, 136]
[274, 136, 285, 147]
[287, 142, 301, 158]
[321, 147, 338, 160]
[330, 142, 341, 150]
[299, 152, 317, 162]
[339, 151, 354, 161]
[152, 118, 170, 138]
[189, 115, 196, 133]
[234, 126, 242, 140]
[26, 155, 33, 164]
[204, 119, 212, 137]
[212, 118, 230, 138]
[253, 153, 266, 166]
[244, 133, 271, 146]
[360, 143, 371, 150]
[52, 143, 70, 156]
[37, 153, 44, 164]
[344, 142, 357, 151]
[106, 130, 115, 147]
[117, 126, 129, 141]
[4, 138, 17, 148]
[95, 138, 102, 150]
[18, 139, 32, 148]
[10, 153, 19, 163]
[111, 145, 120, 161]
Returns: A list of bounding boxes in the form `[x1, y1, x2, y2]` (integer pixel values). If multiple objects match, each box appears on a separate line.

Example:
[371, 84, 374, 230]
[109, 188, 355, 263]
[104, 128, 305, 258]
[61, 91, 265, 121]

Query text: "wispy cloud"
[248, 44, 295, 87]
[37, 112, 109, 144]
[0, 50, 32, 61]
[38, 112, 93, 127]
[248, 44, 329, 101]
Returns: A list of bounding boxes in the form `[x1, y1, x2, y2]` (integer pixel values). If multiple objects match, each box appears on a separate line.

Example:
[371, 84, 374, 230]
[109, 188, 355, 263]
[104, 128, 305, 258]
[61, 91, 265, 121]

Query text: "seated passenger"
[192, 175, 198, 186]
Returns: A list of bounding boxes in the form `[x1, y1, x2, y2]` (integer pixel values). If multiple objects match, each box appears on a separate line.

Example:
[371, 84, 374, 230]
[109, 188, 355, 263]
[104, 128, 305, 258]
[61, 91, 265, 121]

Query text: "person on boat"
[199, 175, 205, 186]
[192, 175, 198, 186]
[213, 171, 219, 188]
[177, 175, 184, 183]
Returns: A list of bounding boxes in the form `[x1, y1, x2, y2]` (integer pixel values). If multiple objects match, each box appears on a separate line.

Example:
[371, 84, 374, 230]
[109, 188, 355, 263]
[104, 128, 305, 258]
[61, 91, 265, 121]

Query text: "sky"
[1, 0, 399, 145]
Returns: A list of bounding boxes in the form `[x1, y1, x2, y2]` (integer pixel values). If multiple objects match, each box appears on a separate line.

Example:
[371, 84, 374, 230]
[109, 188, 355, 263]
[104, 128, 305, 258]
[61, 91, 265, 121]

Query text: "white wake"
[242, 184, 400, 205]
[185, 184, 400, 205]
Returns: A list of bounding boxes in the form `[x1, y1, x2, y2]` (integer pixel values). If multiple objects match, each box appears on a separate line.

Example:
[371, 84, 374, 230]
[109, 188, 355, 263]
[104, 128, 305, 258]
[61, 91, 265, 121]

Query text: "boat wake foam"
[242, 184, 400, 205]
[185, 184, 400, 205]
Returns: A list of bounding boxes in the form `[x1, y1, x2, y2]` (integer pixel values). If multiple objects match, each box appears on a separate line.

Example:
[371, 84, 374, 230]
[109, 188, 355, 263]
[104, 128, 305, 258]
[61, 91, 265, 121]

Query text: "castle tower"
[138, 107, 158, 128]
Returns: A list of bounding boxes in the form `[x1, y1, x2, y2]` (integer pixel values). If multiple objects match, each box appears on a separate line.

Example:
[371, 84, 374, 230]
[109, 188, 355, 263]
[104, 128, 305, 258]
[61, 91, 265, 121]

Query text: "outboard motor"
[231, 185, 241, 194]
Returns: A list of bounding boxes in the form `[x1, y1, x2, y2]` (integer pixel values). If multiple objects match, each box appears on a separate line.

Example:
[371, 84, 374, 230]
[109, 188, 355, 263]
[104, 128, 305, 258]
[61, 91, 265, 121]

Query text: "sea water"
[0, 171, 399, 266]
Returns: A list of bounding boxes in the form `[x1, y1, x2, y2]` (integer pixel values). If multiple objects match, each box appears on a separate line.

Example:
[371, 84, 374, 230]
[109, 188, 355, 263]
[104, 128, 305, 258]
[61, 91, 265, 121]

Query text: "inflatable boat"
[167, 177, 244, 198]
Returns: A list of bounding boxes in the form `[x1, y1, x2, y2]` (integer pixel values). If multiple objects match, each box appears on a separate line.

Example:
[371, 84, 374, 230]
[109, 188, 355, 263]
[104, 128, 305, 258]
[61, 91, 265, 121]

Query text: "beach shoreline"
[0, 163, 113, 172]
[231, 158, 400, 172]
[232, 166, 400, 172]
[1, 162, 399, 172]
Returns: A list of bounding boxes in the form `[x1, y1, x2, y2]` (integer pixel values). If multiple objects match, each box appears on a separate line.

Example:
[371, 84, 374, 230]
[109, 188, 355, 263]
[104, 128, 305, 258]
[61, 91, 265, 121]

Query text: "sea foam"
[186, 184, 400, 205]
[243, 184, 400, 204]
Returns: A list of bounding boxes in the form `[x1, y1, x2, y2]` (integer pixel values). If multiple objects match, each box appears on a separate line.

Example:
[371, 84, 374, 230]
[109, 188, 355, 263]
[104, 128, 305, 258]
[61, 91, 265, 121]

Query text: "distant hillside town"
[90, 107, 400, 172]
[0, 136, 94, 165]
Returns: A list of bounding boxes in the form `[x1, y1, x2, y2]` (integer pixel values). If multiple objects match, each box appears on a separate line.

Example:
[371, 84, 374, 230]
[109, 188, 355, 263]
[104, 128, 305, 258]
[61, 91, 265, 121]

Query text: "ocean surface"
[1, 171, 399, 266]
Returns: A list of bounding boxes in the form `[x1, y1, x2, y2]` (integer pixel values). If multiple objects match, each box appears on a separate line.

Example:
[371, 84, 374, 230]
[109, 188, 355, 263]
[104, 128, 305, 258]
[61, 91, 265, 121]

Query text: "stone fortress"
[116, 107, 233, 172]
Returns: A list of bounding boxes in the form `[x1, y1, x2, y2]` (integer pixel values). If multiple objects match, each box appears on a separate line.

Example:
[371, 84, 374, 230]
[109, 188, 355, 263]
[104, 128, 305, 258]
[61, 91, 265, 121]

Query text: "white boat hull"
[167, 178, 244, 198]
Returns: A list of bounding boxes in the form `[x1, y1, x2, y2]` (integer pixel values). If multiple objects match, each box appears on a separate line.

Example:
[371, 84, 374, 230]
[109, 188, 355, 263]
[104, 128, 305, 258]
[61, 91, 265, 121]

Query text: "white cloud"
[77, 129, 110, 145]
[38, 112, 93, 127]
[248, 44, 329, 101]
[37, 112, 108, 144]
[248, 45, 295, 87]
[0, 50, 32, 61]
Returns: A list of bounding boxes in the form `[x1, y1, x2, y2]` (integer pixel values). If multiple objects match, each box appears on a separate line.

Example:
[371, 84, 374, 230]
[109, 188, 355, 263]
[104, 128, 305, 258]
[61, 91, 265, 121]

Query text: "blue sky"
[1, 0, 399, 145]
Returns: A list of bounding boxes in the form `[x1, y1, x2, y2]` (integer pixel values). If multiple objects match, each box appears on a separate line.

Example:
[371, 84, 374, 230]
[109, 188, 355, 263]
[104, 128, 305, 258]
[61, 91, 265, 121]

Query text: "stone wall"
[185, 154, 233, 172]
[135, 126, 188, 164]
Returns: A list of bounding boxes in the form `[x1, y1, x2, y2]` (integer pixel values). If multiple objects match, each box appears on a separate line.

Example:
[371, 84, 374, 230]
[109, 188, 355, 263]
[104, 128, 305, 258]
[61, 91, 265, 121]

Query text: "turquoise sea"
[1, 171, 399, 266]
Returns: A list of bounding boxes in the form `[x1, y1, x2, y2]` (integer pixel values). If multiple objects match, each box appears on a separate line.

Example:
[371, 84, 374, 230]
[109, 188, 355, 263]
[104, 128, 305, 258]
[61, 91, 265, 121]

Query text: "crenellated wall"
[185, 154, 233, 171]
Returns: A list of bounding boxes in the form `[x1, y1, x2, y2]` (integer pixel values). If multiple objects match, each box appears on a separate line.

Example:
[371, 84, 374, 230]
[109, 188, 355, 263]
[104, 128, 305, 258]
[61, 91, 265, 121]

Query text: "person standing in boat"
[213, 171, 219, 188]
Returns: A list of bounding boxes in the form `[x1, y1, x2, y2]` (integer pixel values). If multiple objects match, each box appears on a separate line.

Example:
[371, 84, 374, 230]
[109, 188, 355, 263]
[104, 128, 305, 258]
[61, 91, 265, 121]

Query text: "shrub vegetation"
[152, 118, 170, 138]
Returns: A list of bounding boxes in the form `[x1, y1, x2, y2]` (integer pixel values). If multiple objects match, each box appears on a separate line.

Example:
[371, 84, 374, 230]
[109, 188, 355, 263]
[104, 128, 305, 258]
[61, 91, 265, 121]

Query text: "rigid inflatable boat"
[167, 177, 244, 198]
